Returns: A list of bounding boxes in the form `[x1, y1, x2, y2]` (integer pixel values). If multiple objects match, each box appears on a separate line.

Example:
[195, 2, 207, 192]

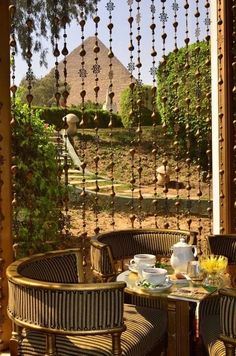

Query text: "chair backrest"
[90, 228, 197, 279]
[7, 249, 126, 336]
[207, 235, 236, 263]
[17, 248, 84, 283]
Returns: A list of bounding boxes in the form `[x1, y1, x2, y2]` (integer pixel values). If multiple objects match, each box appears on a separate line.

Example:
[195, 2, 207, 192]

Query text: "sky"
[14, 0, 209, 86]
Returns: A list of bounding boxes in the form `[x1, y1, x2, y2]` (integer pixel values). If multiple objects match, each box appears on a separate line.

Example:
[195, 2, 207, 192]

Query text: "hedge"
[33, 106, 123, 129]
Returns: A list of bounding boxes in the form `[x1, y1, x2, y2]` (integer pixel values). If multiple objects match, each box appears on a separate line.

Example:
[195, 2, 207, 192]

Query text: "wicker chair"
[207, 234, 236, 263]
[199, 234, 236, 355]
[7, 248, 167, 356]
[90, 228, 197, 281]
[200, 288, 236, 356]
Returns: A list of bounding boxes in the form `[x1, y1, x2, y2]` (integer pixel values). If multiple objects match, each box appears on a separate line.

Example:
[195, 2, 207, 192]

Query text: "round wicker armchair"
[7, 248, 167, 356]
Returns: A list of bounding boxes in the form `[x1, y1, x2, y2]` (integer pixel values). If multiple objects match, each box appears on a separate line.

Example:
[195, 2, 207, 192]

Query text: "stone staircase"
[50, 131, 127, 194]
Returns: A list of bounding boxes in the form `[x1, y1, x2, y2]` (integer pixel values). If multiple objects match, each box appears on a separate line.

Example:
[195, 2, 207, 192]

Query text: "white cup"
[130, 254, 156, 267]
[130, 254, 156, 278]
[142, 267, 167, 285]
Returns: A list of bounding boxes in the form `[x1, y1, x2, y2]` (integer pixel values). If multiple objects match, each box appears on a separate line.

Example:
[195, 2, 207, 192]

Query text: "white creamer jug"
[170, 237, 197, 273]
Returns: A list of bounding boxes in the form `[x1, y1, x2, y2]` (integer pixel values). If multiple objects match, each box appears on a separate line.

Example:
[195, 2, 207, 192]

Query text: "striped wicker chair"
[7, 248, 167, 356]
[207, 234, 236, 263]
[90, 228, 197, 281]
[200, 288, 236, 356]
[199, 234, 236, 355]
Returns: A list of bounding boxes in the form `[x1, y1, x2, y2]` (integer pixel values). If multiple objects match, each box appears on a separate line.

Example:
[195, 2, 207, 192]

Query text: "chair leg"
[10, 323, 22, 356]
[112, 332, 122, 356]
[45, 334, 57, 356]
[224, 342, 235, 356]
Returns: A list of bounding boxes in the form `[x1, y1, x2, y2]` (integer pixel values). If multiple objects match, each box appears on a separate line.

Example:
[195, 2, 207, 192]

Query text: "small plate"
[136, 279, 172, 292]
[168, 273, 191, 284]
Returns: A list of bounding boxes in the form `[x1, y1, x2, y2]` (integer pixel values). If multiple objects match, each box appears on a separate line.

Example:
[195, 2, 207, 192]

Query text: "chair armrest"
[90, 239, 116, 279]
[219, 288, 236, 351]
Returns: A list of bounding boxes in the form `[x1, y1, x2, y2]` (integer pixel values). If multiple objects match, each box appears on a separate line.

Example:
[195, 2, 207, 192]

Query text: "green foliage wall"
[12, 101, 61, 256]
[157, 41, 211, 165]
[120, 84, 160, 128]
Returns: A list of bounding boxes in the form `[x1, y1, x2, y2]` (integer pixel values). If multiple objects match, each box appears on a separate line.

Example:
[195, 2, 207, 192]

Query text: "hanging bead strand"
[61, 10, 69, 107]
[92, 2, 101, 235]
[61, 4, 71, 238]
[150, 0, 159, 228]
[159, 0, 170, 229]
[106, 0, 116, 229]
[183, 0, 192, 231]
[127, 0, 136, 228]
[78, 8, 88, 266]
[25, 0, 34, 241]
[135, 0, 143, 229]
[217, 0, 224, 232]
[194, 0, 203, 245]
[52, 0, 64, 237]
[25, 0, 34, 110]
[204, 0, 213, 236]
[53, 0, 61, 108]
[172, 0, 181, 229]
[9, 4, 18, 254]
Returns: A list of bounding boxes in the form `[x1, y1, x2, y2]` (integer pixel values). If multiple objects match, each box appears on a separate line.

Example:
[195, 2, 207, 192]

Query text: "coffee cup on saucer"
[142, 267, 167, 285]
[129, 254, 156, 277]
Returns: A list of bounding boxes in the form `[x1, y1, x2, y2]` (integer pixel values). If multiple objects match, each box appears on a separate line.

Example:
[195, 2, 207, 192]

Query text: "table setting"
[116, 237, 233, 356]
[120, 237, 231, 296]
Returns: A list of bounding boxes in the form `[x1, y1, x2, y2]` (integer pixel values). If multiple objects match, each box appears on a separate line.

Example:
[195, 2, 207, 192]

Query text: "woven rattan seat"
[17, 304, 167, 356]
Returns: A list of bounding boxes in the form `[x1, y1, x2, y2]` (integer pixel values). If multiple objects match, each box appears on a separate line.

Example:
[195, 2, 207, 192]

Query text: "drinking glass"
[187, 261, 204, 283]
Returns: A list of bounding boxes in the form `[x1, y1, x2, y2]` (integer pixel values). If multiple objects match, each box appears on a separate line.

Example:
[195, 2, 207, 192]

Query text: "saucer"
[128, 263, 138, 273]
[136, 279, 172, 292]
[127, 263, 155, 273]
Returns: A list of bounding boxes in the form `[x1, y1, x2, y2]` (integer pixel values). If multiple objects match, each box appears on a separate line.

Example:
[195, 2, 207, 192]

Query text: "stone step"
[69, 182, 124, 190]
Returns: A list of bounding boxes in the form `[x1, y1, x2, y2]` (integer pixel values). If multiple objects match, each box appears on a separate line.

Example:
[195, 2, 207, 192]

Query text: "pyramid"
[58, 36, 131, 111]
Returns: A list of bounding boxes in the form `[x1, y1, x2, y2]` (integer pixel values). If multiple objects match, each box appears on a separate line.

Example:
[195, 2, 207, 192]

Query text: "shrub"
[120, 84, 160, 128]
[33, 106, 123, 129]
[12, 101, 62, 257]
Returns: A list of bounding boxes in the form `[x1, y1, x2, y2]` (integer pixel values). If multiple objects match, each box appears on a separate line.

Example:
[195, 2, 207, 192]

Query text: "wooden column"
[0, 0, 14, 350]
[218, 0, 236, 233]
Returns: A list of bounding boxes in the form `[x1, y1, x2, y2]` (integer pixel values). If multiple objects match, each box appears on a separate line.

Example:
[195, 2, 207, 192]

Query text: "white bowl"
[142, 267, 167, 285]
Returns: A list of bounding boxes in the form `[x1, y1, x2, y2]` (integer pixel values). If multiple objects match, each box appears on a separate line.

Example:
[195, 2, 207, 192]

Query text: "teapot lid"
[173, 237, 189, 248]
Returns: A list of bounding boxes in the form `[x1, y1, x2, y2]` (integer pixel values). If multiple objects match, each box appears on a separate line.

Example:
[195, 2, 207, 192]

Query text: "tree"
[11, 0, 99, 66]
[156, 41, 211, 165]
[120, 84, 160, 128]
[18, 71, 70, 106]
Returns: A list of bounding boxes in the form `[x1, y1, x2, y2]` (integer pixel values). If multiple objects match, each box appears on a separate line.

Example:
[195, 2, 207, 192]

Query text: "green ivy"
[120, 84, 160, 128]
[157, 41, 211, 167]
[12, 101, 62, 257]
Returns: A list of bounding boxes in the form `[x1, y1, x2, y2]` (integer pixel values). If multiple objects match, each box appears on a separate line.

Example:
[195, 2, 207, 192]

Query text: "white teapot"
[170, 238, 197, 273]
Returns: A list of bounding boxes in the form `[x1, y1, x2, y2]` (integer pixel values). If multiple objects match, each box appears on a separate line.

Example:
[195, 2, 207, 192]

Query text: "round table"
[117, 270, 205, 356]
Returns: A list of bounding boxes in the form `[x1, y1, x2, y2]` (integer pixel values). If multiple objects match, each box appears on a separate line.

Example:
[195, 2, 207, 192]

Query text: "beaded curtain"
[11, 0, 214, 256]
